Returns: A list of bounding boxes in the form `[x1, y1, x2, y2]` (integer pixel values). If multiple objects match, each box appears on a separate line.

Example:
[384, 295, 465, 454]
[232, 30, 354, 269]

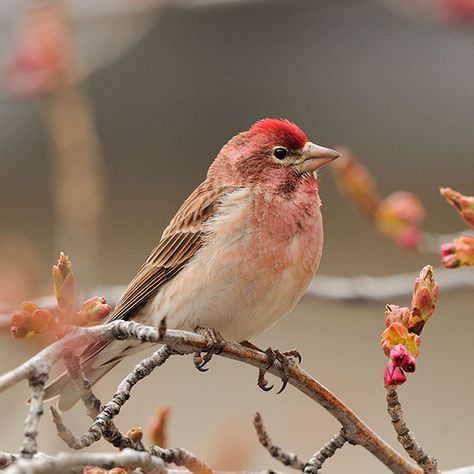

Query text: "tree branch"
[4, 448, 167, 474]
[386, 386, 439, 473]
[304, 429, 347, 474]
[0, 321, 422, 474]
[253, 412, 305, 470]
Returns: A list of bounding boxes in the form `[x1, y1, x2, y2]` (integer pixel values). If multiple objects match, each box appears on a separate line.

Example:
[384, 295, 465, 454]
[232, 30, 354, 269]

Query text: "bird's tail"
[43, 339, 150, 412]
[44, 360, 121, 412]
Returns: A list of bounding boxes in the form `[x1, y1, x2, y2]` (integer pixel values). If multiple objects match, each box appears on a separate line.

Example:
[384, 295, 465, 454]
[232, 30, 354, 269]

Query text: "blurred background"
[0, 0, 472, 472]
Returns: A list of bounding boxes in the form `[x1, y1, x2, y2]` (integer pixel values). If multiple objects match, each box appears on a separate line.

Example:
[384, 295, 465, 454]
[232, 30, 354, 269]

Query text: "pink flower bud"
[78, 296, 112, 324]
[11, 325, 29, 339]
[332, 148, 381, 217]
[441, 236, 474, 269]
[437, 0, 474, 22]
[440, 187, 474, 227]
[149, 406, 171, 448]
[409, 265, 439, 334]
[52, 252, 76, 318]
[390, 344, 409, 367]
[82, 468, 105, 474]
[384, 361, 407, 386]
[402, 354, 416, 373]
[385, 305, 410, 328]
[375, 192, 425, 250]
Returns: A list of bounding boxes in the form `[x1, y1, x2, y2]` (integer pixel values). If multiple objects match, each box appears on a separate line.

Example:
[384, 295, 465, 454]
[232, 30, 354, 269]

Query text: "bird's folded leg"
[241, 341, 301, 394]
[193, 327, 226, 372]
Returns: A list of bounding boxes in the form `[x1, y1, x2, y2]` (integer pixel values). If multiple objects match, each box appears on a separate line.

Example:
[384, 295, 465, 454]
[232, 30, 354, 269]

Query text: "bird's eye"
[273, 147, 288, 160]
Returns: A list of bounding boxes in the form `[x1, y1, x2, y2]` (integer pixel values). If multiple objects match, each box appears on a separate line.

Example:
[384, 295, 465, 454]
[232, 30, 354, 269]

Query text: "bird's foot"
[258, 347, 302, 394]
[193, 326, 226, 372]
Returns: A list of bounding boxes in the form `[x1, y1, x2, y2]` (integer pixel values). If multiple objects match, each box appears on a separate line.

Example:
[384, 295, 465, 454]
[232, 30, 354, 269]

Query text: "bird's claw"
[193, 327, 225, 372]
[257, 347, 302, 394]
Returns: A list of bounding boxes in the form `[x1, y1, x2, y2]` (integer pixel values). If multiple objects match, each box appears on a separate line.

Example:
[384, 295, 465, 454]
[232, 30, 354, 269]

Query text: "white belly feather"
[147, 188, 323, 342]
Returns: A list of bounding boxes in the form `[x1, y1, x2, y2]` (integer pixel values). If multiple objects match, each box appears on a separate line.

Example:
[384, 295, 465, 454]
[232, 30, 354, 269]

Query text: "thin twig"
[59, 353, 132, 449]
[67, 344, 174, 449]
[253, 412, 305, 471]
[386, 387, 439, 473]
[304, 429, 347, 474]
[307, 267, 474, 302]
[0, 452, 19, 470]
[52, 349, 211, 474]
[21, 371, 48, 458]
[0, 321, 421, 474]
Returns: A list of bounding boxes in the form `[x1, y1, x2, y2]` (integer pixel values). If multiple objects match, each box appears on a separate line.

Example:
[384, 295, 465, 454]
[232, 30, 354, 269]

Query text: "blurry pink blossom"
[332, 147, 381, 217]
[441, 236, 474, 268]
[52, 252, 76, 318]
[437, 0, 474, 22]
[374, 191, 425, 250]
[5, 4, 71, 96]
[440, 187, 474, 228]
[72, 296, 111, 326]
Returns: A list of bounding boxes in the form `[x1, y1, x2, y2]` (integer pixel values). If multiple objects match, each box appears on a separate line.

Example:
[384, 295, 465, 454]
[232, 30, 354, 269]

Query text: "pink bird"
[45, 118, 339, 410]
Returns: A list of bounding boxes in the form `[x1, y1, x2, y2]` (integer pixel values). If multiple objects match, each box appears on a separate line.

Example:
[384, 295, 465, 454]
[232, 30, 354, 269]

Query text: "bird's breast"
[150, 186, 324, 341]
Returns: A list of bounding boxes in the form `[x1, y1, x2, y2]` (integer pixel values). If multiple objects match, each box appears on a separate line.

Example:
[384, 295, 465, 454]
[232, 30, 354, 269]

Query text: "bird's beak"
[297, 142, 340, 174]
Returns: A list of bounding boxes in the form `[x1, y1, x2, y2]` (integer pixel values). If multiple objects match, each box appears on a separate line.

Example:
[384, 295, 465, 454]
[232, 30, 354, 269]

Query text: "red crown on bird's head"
[249, 118, 308, 150]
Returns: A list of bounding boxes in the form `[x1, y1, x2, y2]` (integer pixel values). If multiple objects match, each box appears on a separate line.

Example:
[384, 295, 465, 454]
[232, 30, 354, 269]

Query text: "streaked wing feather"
[77, 182, 237, 366]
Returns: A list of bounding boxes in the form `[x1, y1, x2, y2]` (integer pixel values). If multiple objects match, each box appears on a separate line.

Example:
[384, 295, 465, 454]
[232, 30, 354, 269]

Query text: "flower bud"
[11, 309, 34, 338]
[52, 252, 76, 317]
[149, 406, 171, 448]
[440, 187, 474, 227]
[402, 354, 416, 373]
[11, 325, 29, 339]
[385, 305, 410, 328]
[126, 427, 143, 443]
[441, 236, 474, 269]
[31, 308, 54, 334]
[381, 322, 420, 357]
[374, 191, 425, 250]
[332, 148, 380, 217]
[389, 344, 409, 367]
[77, 296, 112, 325]
[409, 265, 439, 334]
[83, 468, 105, 474]
[384, 361, 407, 386]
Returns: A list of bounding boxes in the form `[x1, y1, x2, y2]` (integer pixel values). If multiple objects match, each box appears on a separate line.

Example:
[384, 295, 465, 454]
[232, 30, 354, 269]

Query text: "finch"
[45, 118, 339, 410]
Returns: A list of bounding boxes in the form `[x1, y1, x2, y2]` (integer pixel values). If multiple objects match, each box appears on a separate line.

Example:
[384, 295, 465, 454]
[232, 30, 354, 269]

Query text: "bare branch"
[304, 429, 347, 474]
[253, 412, 305, 471]
[0, 452, 19, 470]
[4, 448, 167, 474]
[0, 321, 421, 474]
[386, 387, 439, 473]
[56, 353, 132, 449]
[307, 267, 474, 302]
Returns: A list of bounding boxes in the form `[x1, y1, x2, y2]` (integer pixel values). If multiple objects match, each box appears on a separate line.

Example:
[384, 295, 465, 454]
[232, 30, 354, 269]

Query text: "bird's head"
[209, 118, 340, 193]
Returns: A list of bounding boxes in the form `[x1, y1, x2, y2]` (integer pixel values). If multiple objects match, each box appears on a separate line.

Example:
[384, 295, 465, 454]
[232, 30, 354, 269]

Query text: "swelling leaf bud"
[440, 187, 474, 227]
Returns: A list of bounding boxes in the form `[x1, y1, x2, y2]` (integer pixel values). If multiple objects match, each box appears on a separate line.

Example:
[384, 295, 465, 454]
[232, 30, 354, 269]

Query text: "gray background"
[0, 1, 472, 472]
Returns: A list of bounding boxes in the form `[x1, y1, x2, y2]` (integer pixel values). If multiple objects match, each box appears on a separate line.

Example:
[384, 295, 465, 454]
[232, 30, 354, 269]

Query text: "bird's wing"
[79, 181, 236, 363]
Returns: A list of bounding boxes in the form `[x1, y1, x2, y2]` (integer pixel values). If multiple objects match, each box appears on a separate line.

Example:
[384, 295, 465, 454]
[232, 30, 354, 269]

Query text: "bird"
[44, 118, 339, 411]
